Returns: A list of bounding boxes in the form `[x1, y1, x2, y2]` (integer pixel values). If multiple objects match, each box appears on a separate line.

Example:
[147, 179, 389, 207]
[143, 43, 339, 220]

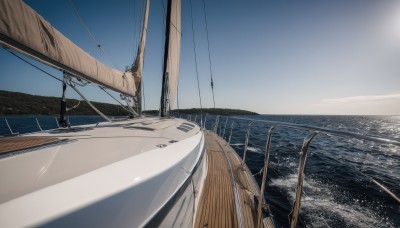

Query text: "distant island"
[0, 90, 258, 116]
[0, 90, 129, 116]
[143, 108, 258, 116]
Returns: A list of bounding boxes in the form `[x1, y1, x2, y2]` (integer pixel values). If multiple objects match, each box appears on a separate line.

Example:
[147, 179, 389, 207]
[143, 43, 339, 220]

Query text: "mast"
[159, 0, 181, 117]
[160, 0, 172, 117]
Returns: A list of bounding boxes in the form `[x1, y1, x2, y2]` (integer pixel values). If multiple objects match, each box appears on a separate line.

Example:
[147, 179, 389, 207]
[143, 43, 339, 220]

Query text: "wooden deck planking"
[220, 135, 276, 228]
[195, 132, 260, 228]
[223, 136, 260, 227]
[0, 136, 60, 154]
[220, 135, 277, 228]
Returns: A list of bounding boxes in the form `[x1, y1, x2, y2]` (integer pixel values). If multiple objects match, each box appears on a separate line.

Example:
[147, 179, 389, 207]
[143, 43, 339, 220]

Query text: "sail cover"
[0, 0, 136, 96]
[132, 0, 149, 92]
[165, 0, 181, 109]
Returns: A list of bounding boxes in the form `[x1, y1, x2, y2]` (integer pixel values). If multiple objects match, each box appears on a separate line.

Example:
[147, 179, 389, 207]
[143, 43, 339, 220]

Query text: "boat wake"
[230, 143, 264, 154]
[247, 146, 263, 154]
[270, 174, 396, 228]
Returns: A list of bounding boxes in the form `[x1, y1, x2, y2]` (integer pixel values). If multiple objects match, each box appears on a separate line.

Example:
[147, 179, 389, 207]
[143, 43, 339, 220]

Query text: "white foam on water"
[270, 159, 298, 169]
[229, 144, 264, 154]
[270, 174, 395, 227]
[247, 146, 262, 154]
[230, 143, 244, 146]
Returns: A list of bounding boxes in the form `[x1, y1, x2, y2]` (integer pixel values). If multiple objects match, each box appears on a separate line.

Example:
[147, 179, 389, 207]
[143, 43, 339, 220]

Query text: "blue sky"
[1, 0, 399, 115]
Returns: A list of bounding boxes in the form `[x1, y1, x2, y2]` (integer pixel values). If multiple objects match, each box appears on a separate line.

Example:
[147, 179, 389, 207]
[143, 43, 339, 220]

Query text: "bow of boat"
[0, 117, 205, 227]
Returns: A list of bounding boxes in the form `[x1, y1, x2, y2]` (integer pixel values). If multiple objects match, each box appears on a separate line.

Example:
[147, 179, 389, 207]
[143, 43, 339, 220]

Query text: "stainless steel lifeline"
[242, 120, 254, 165]
[206, 115, 400, 228]
[35, 118, 43, 131]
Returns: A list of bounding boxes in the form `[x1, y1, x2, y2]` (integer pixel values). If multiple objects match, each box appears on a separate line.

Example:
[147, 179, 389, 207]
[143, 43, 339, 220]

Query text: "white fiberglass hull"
[0, 117, 206, 227]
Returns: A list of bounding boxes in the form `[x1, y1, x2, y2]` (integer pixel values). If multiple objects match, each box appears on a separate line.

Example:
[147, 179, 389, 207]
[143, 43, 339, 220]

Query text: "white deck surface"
[0, 117, 204, 227]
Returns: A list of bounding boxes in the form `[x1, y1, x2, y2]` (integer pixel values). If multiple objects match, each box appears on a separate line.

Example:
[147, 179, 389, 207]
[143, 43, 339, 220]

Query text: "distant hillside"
[143, 108, 258, 116]
[0, 90, 258, 116]
[0, 90, 129, 116]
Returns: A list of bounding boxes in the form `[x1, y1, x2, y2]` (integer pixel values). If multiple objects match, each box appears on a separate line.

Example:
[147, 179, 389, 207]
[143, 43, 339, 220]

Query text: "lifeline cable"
[99, 86, 137, 116]
[201, 0, 217, 113]
[68, 0, 120, 70]
[6, 49, 63, 83]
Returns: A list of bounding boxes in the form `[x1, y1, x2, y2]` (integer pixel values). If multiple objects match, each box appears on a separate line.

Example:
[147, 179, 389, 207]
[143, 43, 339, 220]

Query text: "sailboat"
[0, 0, 273, 227]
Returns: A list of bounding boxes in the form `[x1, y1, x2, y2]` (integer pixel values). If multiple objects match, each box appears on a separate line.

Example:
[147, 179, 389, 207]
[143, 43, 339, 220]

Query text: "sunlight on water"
[217, 115, 400, 227]
[271, 174, 396, 228]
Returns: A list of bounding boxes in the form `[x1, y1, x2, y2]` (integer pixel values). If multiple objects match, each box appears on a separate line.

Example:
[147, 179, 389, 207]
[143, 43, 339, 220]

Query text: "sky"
[1, 0, 399, 115]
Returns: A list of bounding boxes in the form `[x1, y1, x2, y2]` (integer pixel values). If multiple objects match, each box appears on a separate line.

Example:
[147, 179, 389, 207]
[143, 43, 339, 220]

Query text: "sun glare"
[374, 1, 399, 43]
[395, 13, 400, 38]
[383, 10, 400, 47]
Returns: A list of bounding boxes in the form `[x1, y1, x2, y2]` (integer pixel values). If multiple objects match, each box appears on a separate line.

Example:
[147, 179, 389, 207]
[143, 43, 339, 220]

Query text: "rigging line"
[169, 22, 182, 35]
[139, 0, 145, 45]
[158, 0, 167, 116]
[161, 0, 167, 67]
[68, 0, 120, 70]
[99, 86, 135, 115]
[161, 0, 167, 27]
[142, 78, 146, 111]
[174, 0, 180, 113]
[189, 0, 204, 118]
[132, 0, 138, 63]
[6, 49, 63, 83]
[123, 96, 139, 116]
[202, 0, 216, 113]
[66, 76, 112, 122]
[159, 0, 165, 72]
[132, 0, 145, 63]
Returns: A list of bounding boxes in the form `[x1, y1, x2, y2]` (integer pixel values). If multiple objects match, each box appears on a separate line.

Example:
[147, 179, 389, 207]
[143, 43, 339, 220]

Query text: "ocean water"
[205, 115, 400, 228]
[1, 115, 399, 227]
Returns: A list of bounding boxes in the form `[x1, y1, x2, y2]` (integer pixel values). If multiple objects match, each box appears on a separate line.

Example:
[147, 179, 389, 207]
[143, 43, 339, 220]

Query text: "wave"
[247, 146, 263, 154]
[230, 143, 244, 146]
[270, 174, 395, 227]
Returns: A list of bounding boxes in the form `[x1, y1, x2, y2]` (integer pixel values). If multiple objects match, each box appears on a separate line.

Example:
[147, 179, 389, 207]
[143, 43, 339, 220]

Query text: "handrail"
[35, 118, 43, 131]
[228, 121, 234, 144]
[222, 118, 228, 138]
[4, 118, 18, 135]
[228, 116, 400, 146]
[213, 116, 220, 133]
[204, 115, 400, 227]
[288, 131, 319, 228]
[55, 117, 60, 128]
[256, 124, 277, 227]
[1, 116, 108, 136]
[242, 120, 253, 165]
[371, 179, 400, 204]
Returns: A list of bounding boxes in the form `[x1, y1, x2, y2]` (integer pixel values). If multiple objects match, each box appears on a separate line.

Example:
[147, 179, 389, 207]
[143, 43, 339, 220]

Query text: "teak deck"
[195, 131, 264, 228]
[0, 136, 60, 154]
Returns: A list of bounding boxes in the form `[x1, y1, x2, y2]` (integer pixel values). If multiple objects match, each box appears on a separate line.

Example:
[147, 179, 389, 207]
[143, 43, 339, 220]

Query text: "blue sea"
[1, 115, 399, 227]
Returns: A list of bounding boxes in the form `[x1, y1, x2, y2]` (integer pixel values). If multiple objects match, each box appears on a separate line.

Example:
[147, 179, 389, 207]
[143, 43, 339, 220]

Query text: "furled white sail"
[165, 0, 181, 109]
[0, 0, 136, 97]
[132, 0, 150, 92]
